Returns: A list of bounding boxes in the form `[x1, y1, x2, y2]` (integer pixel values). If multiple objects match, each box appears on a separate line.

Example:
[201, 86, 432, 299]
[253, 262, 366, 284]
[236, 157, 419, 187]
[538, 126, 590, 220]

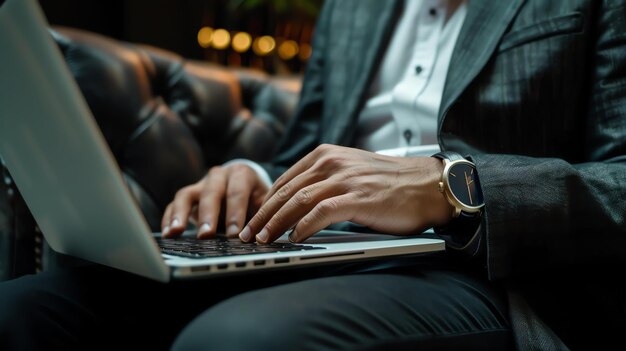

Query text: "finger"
[197, 167, 228, 239]
[161, 204, 173, 237]
[249, 186, 268, 215]
[243, 170, 324, 242]
[167, 183, 202, 237]
[223, 166, 255, 238]
[289, 193, 358, 243]
[255, 180, 341, 244]
[263, 144, 331, 203]
[189, 205, 199, 226]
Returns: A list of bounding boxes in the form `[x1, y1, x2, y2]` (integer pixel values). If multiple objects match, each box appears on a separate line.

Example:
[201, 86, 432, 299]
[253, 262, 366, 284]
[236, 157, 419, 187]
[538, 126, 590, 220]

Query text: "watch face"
[447, 162, 484, 208]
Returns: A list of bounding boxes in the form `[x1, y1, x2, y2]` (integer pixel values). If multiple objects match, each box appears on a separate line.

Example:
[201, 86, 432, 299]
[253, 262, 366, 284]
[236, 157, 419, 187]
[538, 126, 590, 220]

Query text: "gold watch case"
[437, 159, 485, 218]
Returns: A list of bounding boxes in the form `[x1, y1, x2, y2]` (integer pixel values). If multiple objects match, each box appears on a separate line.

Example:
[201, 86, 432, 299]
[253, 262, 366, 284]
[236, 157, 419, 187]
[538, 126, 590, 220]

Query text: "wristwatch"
[432, 151, 484, 218]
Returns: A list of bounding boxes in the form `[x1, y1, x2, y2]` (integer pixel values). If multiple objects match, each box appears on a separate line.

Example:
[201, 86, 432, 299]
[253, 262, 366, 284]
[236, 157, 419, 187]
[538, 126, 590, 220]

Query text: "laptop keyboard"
[156, 237, 325, 259]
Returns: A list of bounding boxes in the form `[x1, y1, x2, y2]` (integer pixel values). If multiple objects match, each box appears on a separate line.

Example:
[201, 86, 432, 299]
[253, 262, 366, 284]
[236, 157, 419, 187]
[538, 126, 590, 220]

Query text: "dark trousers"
[0, 259, 511, 350]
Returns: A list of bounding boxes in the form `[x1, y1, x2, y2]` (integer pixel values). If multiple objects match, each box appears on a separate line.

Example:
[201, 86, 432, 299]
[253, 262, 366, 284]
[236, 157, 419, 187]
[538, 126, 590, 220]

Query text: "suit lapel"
[438, 0, 525, 138]
[325, 0, 402, 145]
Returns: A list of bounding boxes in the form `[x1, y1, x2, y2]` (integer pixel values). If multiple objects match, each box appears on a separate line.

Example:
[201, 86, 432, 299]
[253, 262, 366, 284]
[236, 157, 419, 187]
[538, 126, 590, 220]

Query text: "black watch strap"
[432, 151, 465, 162]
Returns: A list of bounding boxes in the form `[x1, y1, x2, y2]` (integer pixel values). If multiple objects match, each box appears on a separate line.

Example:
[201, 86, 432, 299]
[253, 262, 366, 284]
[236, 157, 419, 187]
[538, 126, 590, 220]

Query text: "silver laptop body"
[0, 0, 444, 282]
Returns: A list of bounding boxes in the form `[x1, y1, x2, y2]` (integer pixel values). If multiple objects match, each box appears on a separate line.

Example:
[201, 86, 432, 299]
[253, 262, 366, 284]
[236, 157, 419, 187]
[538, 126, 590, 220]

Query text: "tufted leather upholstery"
[0, 27, 301, 280]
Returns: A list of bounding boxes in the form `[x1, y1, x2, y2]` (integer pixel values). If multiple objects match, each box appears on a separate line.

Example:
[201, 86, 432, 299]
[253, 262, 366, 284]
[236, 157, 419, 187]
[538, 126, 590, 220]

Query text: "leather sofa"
[0, 27, 301, 281]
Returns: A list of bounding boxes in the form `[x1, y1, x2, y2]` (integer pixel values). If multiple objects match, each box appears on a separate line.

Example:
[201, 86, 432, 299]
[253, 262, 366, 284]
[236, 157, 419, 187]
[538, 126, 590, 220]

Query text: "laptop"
[0, 0, 444, 282]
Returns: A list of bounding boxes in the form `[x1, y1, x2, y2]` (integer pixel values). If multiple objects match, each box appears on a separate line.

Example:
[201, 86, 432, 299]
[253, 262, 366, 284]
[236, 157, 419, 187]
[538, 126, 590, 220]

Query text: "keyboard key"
[156, 237, 324, 259]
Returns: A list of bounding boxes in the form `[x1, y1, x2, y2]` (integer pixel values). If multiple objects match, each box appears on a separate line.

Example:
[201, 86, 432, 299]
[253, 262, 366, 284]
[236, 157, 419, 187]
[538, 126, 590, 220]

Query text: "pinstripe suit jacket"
[264, 0, 626, 347]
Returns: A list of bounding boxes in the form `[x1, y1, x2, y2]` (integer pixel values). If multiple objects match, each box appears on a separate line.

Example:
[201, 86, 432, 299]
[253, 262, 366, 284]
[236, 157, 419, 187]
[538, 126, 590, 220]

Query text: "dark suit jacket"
[263, 0, 626, 348]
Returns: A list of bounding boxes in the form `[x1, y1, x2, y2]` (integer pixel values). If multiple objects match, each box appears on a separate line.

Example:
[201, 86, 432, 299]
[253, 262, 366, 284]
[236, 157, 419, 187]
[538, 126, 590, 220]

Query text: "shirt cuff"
[222, 158, 273, 188]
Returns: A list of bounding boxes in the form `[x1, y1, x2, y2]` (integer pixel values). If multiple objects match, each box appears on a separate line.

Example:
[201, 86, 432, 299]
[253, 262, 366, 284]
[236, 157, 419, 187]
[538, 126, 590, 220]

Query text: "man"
[1, 0, 624, 350]
[162, 0, 626, 349]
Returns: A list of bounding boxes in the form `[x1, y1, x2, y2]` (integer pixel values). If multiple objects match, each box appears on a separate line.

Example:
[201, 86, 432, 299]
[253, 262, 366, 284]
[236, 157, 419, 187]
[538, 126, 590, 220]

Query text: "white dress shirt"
[357, 0, 467, 157]
[228, 0, 467, 183]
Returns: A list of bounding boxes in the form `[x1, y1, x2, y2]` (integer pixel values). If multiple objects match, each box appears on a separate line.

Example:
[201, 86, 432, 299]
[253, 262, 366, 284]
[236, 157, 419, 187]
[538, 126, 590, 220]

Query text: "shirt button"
[429, 8, 437, 16]
[415, 65, 423, 75]
[403, 129, 413, 143]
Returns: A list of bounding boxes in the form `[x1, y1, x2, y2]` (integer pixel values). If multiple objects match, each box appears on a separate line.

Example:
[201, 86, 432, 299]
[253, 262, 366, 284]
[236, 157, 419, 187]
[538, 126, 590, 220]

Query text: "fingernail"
[239, 226, 252, 242]
[171, 218, 181, 228]
[162, 226, 170, 237]
[256, 228, 269, 243]
[288, 230, 298, 243]
[198, 223, 211, 236]
[226, 224, 239, 237]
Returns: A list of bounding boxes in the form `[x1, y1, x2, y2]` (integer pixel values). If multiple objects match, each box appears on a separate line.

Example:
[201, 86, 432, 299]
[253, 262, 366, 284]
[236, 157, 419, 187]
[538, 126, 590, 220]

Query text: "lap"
[0, 265, 179, 350]
[0, 258, 512, 351]
[0, 259, 379, 350]
[173, 268, 512, 351]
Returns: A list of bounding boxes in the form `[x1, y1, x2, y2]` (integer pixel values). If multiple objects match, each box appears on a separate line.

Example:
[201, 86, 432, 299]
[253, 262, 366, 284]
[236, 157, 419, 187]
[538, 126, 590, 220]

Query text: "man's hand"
[239, 144, 454, 244]
[161, 163, 269, 239]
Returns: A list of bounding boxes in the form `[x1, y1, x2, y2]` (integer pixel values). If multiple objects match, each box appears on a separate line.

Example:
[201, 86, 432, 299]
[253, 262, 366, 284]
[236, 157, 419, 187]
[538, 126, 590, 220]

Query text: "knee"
[0, 278, 37, 326]
[0, 277, 47, 348]
[172, 287, 321, 351]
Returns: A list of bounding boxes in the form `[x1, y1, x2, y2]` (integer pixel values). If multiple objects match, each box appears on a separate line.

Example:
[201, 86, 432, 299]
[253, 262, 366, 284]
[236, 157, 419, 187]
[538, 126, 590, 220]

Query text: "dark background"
[36, 0, 323, 73]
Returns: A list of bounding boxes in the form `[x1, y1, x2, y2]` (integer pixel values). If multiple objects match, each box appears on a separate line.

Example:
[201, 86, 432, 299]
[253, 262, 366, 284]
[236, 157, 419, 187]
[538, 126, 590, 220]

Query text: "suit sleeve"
[471, 3, 626, 280]
[259, 0, 336, 181]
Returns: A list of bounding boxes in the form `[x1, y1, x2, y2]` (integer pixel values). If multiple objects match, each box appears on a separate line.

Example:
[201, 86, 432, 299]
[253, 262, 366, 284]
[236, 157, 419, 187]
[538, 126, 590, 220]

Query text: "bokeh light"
[252, 35, 276, 56]
[299, 43, 312, 61]
[197, 27, 213, 48]
[278, 40, 299, 60]
[232, 32, 252, 53]
[211, 29, 231, 50]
